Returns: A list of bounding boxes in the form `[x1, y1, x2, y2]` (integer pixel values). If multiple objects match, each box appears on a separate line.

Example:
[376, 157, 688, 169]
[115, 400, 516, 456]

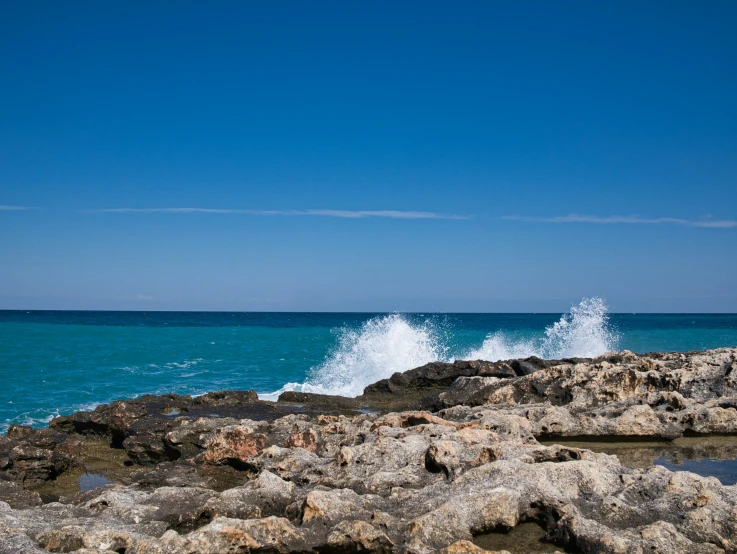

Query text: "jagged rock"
[0, 481, 42, 508]
[36, 525, 86, 552]
[123, 435, 178, 465]
[363, 360, 516, 396]
[371, 411, 456, 430]
[202, 470, 295, 520]
[6, 425, 34, 441]
[133, 516, 310, 553]
[324, 519, 394, 552]
[278, 391, 360, 409]
[1, 348, 737, 553]
[164, 416, 241, 452]
[201, 425, 269, 467]
[436, 348, 737, 439]
[7, 445, 72, 487]
[0, 532, 46, 554]
[49, 390, 280, 446]
[51, 400, 149, 443]
[284, 428, 319, 452]
[129, 461, 212, 489]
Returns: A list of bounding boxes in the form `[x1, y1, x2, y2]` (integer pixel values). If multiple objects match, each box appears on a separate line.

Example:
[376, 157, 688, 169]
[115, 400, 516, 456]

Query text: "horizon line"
[1, 308, 736, 315]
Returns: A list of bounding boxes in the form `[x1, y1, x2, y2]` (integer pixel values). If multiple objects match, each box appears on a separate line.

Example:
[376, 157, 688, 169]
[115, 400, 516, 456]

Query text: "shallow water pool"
[540, 435, 737, 485]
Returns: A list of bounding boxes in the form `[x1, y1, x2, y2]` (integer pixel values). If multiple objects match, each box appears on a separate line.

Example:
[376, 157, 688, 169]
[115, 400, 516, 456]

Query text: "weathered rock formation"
[0, 347, 735, 553]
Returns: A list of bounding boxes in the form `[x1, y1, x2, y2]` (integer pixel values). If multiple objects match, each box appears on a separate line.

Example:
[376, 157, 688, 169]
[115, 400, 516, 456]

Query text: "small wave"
[257, 382, 308, 402]
[181, 372, 203, 378]
[165, 358, 204, 369]
[258, 297, 617, 400]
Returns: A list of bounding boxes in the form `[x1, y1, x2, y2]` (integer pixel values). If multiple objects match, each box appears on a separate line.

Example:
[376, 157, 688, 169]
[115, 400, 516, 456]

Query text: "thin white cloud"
[503, 214, 737, 228]
[91, 208, 248, 214]
[0, 205, 32, 211]
[87, 208, 471, 220]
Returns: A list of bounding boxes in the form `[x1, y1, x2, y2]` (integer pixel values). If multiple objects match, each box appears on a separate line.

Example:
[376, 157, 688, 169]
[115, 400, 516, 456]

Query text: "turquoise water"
[1, 301, 736, 433]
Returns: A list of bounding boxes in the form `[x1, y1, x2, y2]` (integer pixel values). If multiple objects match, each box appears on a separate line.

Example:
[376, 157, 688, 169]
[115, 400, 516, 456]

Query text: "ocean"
[1, 298, 736, 434]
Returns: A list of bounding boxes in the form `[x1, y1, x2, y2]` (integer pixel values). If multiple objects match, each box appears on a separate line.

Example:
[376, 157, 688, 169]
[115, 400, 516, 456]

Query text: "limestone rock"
[2, 347, 737, 553]
[201, 425, 269, 467]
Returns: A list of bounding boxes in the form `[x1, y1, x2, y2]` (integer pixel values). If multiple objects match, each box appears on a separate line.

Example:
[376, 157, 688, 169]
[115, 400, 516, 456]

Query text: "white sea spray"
[260, 297, 617, 400]
[466, 297, 617, 360]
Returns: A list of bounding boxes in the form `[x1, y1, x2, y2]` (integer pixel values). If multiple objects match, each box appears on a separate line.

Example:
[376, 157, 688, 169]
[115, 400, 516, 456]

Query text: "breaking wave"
[259, 314, 446, 399]
[259, 297, 617, 400]
[465, 297, 616, 361]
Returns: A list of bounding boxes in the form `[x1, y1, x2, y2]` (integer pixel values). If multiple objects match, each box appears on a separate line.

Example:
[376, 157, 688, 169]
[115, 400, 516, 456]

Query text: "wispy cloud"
[0, 205, 32, 211]
[87, 208, 471, 220]
[503, 214, 737, 228]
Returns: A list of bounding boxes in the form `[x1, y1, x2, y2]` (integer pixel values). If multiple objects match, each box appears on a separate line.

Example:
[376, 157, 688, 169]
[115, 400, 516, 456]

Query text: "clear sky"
[1, 1, 736, 312]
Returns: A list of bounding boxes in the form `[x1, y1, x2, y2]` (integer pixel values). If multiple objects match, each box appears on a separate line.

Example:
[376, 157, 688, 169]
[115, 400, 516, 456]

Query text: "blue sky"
[1, 1, 736, 312]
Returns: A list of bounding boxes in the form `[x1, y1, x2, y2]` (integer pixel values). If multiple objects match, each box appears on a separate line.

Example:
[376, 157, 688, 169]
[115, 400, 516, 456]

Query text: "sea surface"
[1, 298, 736, 434]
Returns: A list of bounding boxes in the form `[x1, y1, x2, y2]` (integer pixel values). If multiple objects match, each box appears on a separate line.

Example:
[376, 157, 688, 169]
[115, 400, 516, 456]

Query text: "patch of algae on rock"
[473, 521, 575, 553]
[31, 437, 134, 501]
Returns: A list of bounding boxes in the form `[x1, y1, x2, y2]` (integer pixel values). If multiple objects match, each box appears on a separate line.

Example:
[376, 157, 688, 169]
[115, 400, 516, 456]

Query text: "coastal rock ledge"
[1, 347, 736, 553]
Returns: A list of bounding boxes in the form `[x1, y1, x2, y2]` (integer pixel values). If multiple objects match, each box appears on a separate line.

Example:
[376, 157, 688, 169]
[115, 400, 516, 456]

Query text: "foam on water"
[1, 401, 101, 435]
[261, 297, 617, 400]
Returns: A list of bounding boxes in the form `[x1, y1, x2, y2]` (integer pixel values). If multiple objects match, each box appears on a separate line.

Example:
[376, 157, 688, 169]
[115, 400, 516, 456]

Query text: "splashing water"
[466, 297, 617, 361]
[260, 297, 617, 400]
[310, 314, 446, 396]
[541, 297, 616, 358]
[258, 314, 446, 399]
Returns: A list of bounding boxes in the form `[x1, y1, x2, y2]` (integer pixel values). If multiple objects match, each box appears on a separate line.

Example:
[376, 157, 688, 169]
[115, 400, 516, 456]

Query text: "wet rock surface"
[0, 347, 736, 553]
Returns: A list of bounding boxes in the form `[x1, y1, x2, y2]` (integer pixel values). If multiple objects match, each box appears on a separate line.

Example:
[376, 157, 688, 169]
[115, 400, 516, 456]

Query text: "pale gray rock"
[1, 348, 737, 553]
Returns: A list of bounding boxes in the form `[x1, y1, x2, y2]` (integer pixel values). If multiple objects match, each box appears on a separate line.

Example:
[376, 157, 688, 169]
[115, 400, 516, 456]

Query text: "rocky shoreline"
[1, 348, 736, 553]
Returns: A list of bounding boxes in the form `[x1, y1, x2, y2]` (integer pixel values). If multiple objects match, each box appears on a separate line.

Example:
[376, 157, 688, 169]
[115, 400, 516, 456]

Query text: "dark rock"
[195, 389, 259, 405]
[6, 425, 34, 441]
[123, 435, 180, 465]
[130, 461, 213, 489]
[510, 358, 544, 376]
[478, 362, 517, 379]
[7, 445, 72, 487]
[0, 480, 42, 508]
[50, 401, 147, 445]
[361, 359, 526, 410]
[363, 360, 482, 396]
[278, 391, 359, 409]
